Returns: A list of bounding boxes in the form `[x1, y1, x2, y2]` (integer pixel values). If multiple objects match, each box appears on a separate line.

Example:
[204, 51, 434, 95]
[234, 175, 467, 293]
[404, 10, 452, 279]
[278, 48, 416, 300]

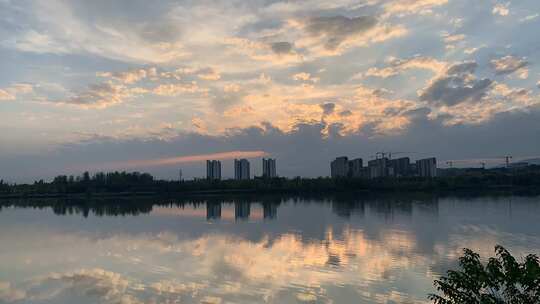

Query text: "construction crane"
[498, 155, 513, 168]
[373, 152, 387, 159]
[445, 159, 474, 168]
[387, 152, 417, 159]
[372, 151, 417, 159]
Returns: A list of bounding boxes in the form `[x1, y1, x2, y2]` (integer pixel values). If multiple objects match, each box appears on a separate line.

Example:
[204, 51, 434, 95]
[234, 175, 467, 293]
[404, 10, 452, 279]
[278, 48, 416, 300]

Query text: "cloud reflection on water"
[0, 227, 432, 304]
[0, 195, 539, 304]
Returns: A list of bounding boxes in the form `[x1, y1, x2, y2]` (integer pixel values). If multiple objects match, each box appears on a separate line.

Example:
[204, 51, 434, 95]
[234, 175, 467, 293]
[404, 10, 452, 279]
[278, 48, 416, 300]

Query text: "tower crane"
[372, 151, 417, 159]
[387, 152, 417, 159]
[497, 155, 512, 168]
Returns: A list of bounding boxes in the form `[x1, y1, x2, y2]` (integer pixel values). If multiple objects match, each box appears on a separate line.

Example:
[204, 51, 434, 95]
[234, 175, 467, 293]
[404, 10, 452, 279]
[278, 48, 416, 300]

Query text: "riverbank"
[2, 169, 540, 199]
[1, 184, 539, 200]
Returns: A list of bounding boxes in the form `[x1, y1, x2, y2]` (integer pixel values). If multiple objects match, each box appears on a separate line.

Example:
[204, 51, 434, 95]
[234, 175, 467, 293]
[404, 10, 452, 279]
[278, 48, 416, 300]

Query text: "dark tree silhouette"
[429, 246, 540, 304]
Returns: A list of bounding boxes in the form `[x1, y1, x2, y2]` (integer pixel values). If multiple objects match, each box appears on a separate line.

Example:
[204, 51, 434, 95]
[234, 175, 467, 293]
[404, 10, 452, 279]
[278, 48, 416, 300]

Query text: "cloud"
[295, 15, 407, 55]
[339, 110, 353, 117]
[83, 150, 268, 171]
[433, 83, 539, 125]
[224, 38, 303, 66]
[490, 83, 536, 106]
[97, 67, 157, 84]
[57, 83, 130, 109]
[270, 41, 293, 54]
[464, 47, 482, 55]
[383, 0, 449, 17]
[0, 83, 34, 101]
[4, 1, 189, 63]
[194, 80, 419, 137]
[304, 15, 378, 51]
[419, 61, 493, 106]
[362, 56, 446, 78]
[445, 61, 477, 75]
[490, 55, 529, 78]
[520, 13, 539, 22]
[24, 268, 142, 304]
[3, 103, 540, 181]
[225, 12, 406, 64]
[292, 72, 319, 83]
[422, 61, 540, 125]
[223, 83, 242, 93]
[320, 103, 336, 116]
[442, 33, 466, 50]
[152, 82, 206, 96]
[492, 3, 510, 16]
[442, 33, 465, 43]
[212, 85, 248, 111]
[197, 68, 221, 81]
[0, 89, 15, 101]
[0, 281, 26, 303]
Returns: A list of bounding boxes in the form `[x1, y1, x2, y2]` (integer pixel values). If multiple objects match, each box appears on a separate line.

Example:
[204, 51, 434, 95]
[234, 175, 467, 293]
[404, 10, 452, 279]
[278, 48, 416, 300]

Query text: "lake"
[0, 194, 539, 304]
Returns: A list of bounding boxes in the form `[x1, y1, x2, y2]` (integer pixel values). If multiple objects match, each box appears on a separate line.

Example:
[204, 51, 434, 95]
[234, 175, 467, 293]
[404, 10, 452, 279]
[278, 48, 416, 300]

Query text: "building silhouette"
[262, 158, 277, 178]
[349, 158, 363, 178]
[332, 157, 365, 178]
[234, 159, 251, 180]
[206, 160, 221, 180]
[416, 157, 437, 177]
[331, 156, 349, 178]
[368, 157, 390, 178]
[332, 155, 437, 179]
[389, 157, 411, 177]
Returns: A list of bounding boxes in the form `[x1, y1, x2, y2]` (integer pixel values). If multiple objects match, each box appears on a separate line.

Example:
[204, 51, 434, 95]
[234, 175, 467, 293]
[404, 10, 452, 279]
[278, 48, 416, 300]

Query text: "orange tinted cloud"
[83, 150, 268, 171]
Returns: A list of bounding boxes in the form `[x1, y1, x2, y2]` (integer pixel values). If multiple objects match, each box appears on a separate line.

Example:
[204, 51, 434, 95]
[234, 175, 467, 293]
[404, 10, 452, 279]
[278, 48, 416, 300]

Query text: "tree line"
[0, 166, 540, 196]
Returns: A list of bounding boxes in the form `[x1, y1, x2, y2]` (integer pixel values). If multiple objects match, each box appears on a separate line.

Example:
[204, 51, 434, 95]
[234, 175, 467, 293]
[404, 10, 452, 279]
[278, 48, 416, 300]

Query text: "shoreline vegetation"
[430, 246, 540, 303]
[1, 166, 540, 199]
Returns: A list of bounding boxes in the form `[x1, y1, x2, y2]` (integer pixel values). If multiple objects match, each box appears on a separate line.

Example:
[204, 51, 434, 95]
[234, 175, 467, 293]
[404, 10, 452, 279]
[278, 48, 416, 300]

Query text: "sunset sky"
[1, 0, 539, 181]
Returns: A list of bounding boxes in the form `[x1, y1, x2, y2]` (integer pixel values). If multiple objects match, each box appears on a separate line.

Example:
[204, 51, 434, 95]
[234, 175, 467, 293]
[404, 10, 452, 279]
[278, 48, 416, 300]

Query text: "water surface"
[0, 194, 539, 304]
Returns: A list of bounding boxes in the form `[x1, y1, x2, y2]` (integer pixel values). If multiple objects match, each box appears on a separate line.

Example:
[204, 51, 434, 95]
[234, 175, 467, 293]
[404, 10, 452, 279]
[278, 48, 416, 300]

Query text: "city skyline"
[1, 2, 539, 304]
[0, 0, 539, 182]
[331, 155, 438, 179]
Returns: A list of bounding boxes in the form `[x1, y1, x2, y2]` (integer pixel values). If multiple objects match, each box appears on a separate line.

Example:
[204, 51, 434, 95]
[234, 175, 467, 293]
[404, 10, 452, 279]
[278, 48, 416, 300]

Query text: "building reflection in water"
[206, 201, 221, 220]
[331, 198, 365, 218]
[235, 200, 251, 221]
[0, 194, 444, 222]
[263, 202, 277, 220]
[1, 194, 539, 304]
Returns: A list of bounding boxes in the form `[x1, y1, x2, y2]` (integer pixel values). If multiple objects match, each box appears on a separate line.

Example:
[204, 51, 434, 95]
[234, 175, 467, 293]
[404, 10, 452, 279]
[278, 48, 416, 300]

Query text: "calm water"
[0, 194, 539, 304]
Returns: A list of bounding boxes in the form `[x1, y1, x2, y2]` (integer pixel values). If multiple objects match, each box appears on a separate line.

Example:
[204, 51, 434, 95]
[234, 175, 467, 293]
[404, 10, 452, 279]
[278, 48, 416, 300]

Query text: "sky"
[0, 0, 539, 182]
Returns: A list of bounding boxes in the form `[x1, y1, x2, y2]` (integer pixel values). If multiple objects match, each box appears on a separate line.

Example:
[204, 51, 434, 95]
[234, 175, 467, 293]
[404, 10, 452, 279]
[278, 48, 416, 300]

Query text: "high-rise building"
[416, 157, 437, 177]
[368, 157, 389, 179]
[389, 157, 411, 177]
[331, 156, 349, 178]
[234, 159, 251, 180]
[262, 158, 277, 178]
[206, 160, 221, 180]
[349, 158, 363, 178]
